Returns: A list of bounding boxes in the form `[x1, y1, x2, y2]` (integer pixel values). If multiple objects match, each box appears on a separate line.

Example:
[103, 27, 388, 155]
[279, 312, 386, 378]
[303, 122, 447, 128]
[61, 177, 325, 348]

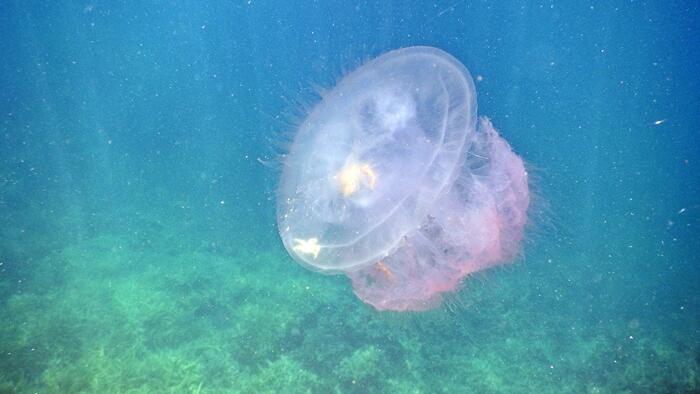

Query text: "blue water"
[1, 1, 698, 392]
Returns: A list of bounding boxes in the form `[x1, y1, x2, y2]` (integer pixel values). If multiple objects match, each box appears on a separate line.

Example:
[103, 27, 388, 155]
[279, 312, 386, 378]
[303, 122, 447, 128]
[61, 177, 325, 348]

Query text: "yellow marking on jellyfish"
[292, 238, 321, 259]
[335, 161, 377, 197]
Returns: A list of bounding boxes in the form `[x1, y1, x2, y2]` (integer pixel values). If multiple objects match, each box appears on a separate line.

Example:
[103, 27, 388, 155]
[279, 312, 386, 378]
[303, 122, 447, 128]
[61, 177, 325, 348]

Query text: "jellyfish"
[277, 46, 529, 311]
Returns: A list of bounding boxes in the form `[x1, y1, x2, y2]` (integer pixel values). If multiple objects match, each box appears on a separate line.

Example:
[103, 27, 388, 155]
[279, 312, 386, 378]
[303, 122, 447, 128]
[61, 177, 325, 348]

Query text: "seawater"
[0, 1, 698, 392]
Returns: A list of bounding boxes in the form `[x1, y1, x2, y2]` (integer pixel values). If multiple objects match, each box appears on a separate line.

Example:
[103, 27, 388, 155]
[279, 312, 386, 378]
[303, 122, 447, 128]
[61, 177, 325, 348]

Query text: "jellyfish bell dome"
[277, 47, 529, 311]
[277, 46, 478, 272]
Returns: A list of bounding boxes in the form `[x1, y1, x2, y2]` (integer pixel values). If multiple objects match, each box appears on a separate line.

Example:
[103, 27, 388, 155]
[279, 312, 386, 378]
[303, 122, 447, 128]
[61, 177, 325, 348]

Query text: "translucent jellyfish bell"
[277, 47, 529, 311]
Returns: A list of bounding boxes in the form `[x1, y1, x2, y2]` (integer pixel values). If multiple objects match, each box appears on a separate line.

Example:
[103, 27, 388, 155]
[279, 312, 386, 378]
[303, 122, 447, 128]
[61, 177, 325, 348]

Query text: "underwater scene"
[1, 1, 698, 393]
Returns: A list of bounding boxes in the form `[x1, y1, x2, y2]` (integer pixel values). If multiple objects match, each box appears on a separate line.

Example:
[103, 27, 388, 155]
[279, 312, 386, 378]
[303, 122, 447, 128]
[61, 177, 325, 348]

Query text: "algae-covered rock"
[243, 355, 320, 394]
[335, 345, 384, 382]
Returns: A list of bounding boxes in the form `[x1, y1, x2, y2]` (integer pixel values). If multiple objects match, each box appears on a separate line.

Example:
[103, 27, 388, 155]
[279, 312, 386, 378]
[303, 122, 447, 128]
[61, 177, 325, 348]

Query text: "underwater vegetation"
[0, 204, 697, 393]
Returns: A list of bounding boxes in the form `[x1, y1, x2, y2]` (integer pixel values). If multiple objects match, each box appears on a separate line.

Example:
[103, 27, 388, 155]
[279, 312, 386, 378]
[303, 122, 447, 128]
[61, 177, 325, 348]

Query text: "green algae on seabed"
[0, 229, 698, 393]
